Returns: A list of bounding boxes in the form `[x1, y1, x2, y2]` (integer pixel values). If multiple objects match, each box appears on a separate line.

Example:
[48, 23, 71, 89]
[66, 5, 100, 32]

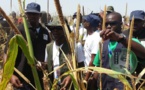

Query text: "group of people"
[1, 1, 145, 90]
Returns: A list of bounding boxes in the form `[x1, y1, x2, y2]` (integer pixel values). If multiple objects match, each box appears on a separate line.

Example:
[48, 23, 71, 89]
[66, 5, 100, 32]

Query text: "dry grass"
[0, 26, 7, 61]
[0, 25, 13, 90]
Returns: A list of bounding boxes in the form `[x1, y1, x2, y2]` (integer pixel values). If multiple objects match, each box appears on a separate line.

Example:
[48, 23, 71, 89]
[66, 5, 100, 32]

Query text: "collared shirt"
[45, 42, 63, 79]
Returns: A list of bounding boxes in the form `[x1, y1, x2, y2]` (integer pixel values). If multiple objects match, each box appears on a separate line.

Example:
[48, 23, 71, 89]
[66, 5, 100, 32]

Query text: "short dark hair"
[107, 12, 122, 22]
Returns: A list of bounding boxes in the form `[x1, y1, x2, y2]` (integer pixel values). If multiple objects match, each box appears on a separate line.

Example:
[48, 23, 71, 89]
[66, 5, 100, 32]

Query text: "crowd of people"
[1, 1, 145, 90]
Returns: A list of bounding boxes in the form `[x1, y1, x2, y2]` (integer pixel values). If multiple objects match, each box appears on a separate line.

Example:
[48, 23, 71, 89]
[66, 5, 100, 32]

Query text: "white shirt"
[45, 42, 63, 79]
[84, 30, 101, 66]
[76, 42, 85, 63]
[36, 27, 40, 33]
[70, 24, 87, 40]
[141, 41, 145, 47]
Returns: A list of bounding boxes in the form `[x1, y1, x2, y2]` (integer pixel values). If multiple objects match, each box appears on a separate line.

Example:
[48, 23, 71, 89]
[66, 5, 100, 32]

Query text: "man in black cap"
[123, 10, 145, 43]
[83, 14, 101, 90]
[10, 2, 51, 90]
[123, 10, 145, 88]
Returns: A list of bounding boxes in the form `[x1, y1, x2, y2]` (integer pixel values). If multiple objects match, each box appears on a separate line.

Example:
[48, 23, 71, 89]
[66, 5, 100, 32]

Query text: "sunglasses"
[105, 21, 120, 26]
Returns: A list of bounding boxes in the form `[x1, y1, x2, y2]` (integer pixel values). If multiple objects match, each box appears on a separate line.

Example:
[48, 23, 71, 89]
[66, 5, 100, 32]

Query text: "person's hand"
[60, 76, 71, 90]
[36, 61, 48, 71]
[41, 62, 48, 69]
[10, 75, 23, 88]
[100, 29, 122, 41]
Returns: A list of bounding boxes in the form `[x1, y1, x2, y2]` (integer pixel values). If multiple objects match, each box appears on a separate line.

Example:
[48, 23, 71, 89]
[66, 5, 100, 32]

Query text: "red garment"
[18, 18, 23, 24]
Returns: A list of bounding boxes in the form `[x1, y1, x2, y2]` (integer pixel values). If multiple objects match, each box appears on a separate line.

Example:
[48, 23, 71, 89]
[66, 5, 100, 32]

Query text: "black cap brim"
[45, 25, 62, 31]
[130, 16, 144, 21]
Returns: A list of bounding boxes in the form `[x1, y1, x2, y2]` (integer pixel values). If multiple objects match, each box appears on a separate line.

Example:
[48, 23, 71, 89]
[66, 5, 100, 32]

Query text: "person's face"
[105, 14, 122, 33]
[50, 26, 65, 40]
[82, 19, 89, 29]
[26, 12, 40, 24]
[12, 14, 16, 18]
[130, 19, 144, 32]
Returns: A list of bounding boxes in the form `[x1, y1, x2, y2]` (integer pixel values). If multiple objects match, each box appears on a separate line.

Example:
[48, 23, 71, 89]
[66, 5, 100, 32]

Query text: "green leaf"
[0, 35, 18, 90]
[16, 34, 41, 89]
[87, 67, 133, 90]
[0, 35, 41, 90]
[16, 35, 34, 64]
[69, 74, 79, 90]
[57, 67, 133, 90]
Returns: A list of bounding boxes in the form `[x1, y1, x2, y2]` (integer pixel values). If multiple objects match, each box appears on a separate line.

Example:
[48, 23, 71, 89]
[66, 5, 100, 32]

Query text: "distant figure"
[107, 6, 115, 15]
[9, 11, 18, 25]
[17, 13, 23, 25]
[0, 14, 8, 44]
[0, 15, 9, 27]
[0, 14, 10, 34]
[40, 11, 52, 24]
[70, 12, 87, 41]
[18, 17, 23, 25]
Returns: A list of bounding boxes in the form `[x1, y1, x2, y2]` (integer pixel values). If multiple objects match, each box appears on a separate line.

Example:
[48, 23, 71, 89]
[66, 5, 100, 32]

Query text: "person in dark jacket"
[9, 2, 51, 90]
[123, 10, 145, 88]
[123, 10, 145, 46]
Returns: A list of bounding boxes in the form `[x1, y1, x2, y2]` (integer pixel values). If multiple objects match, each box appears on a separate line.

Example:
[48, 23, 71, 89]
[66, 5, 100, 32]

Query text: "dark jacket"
[100, 40, 125, 90]
[15, 23, 51, 89]
[123, 28, 145, 41]
[123, 29, 145, 73]
[0, 20, 10, 34]
[123, 29, 145, 87]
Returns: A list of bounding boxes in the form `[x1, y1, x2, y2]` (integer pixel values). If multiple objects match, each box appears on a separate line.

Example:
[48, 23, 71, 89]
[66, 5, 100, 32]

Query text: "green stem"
[22, 18, 42, 90]
[18, 0, 42, 89]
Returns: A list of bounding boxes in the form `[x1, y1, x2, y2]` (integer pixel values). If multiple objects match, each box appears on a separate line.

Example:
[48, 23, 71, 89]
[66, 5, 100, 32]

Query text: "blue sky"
[0, 0, 145, 16]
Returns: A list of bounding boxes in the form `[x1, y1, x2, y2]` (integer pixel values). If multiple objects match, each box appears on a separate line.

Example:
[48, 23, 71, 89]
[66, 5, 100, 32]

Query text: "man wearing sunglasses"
[45, 19, 76, 90]
[93, 12, 145, 90]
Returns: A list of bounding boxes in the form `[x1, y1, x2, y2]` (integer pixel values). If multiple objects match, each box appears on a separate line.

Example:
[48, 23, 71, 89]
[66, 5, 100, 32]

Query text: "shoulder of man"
[17, 24, 25, 32]
[39, 23, 49, 32]
[46, 42, 54, 49]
